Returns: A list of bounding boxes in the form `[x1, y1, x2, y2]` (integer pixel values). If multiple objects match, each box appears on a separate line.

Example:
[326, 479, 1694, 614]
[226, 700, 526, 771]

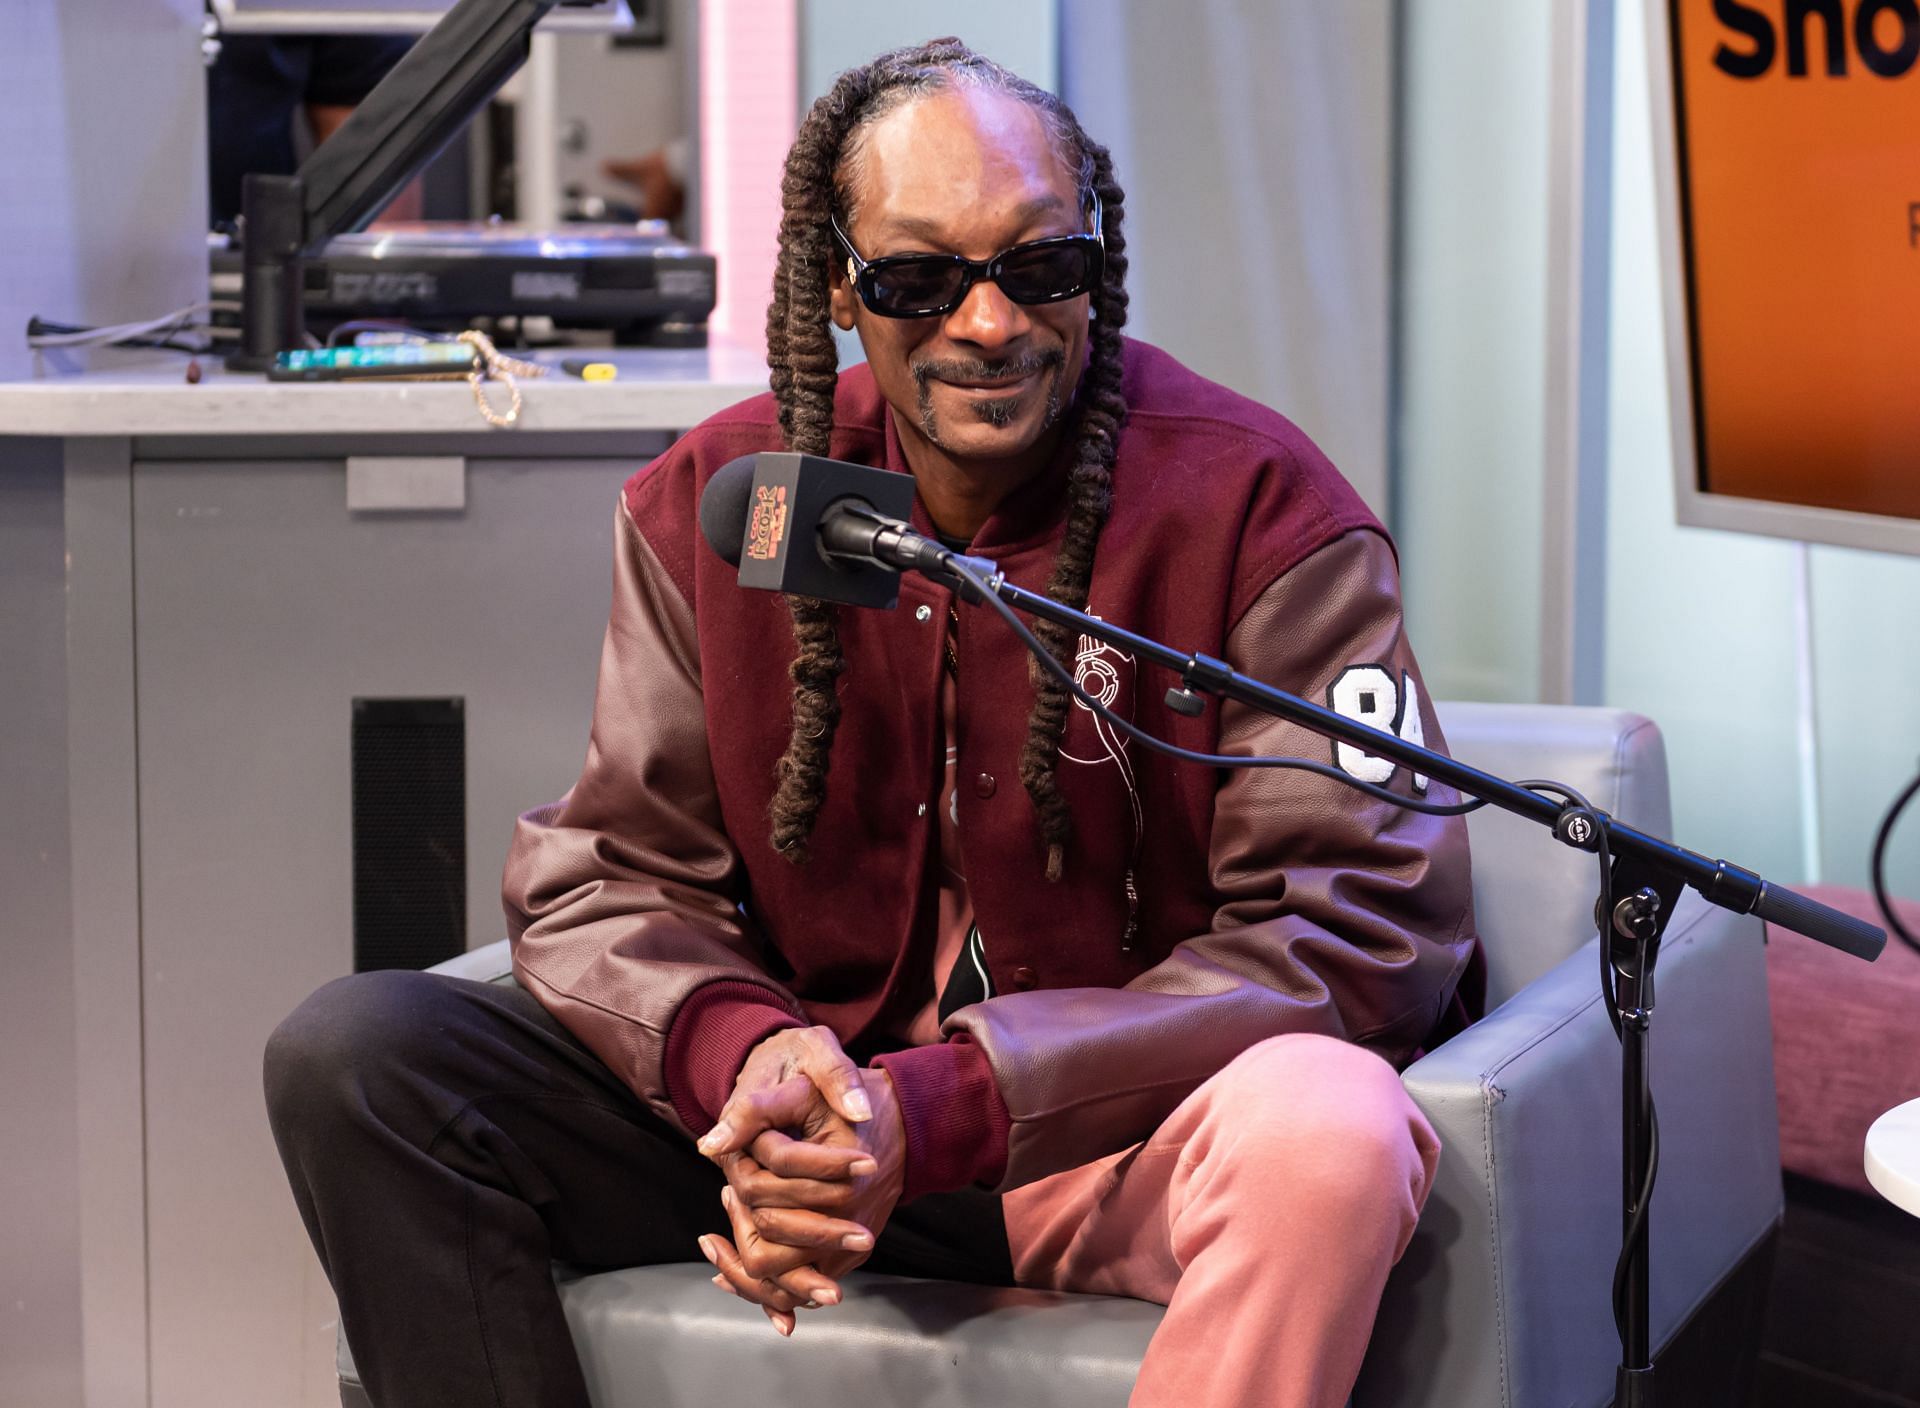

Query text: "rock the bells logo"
[1062, 630, 1145, 843]
[744, 484, 789, 563]
[1063, 625, 1145, 948]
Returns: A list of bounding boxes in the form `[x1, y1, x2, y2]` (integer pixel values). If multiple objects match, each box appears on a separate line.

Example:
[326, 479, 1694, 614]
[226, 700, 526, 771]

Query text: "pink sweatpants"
[1001, 1033, 1441, 1408]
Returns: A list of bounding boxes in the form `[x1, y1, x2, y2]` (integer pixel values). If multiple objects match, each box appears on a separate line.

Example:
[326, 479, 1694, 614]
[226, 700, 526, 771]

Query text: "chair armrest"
[1356, 892, 1781, 1408]
[427, 938, 516, 986]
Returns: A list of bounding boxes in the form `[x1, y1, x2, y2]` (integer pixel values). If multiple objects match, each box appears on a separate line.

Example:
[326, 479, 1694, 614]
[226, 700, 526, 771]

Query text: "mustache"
[911, 347, 1066, 390]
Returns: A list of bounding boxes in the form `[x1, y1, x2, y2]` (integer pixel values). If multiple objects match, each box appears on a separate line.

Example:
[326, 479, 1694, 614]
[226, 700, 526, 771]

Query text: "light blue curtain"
[1060, 0, 1393, 515]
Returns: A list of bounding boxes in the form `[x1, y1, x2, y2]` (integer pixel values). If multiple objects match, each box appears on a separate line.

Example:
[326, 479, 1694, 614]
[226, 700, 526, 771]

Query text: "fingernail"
[841, 1232, 872, 1251]
[711, 1274, 731, 1294]
[849, 1158, 878, 1177]
[816, 1287, 840, 1306]
[776, 1317, 793, 1338]
[697, 1236, 717, 1265]
[697, 1121, 732, 1154]
[844, 1088, 872, 1121]
[721, 1186, 735, 1211]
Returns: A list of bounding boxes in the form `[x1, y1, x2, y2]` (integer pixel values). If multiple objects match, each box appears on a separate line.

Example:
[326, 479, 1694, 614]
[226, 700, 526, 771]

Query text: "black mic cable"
[1872, 760, 1920, 956]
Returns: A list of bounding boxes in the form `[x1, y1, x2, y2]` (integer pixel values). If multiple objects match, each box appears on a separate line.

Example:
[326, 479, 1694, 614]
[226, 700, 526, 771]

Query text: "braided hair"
[765, 38, 1130, 881]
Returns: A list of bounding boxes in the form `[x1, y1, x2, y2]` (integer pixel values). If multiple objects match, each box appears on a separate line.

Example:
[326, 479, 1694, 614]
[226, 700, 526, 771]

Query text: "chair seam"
[1612, 717, 1659, 822]
[1474, 899, 1715, 1091]
[1484, 1081, 1510, 1407]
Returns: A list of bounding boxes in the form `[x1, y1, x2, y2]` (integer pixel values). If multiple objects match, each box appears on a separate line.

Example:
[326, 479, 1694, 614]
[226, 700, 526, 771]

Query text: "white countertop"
[0, 342, 770, 438]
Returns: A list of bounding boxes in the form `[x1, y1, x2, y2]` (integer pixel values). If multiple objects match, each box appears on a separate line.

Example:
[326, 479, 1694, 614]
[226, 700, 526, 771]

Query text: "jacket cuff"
[871, 1037, 1011, 1201]
[663, 983, 804, 1135]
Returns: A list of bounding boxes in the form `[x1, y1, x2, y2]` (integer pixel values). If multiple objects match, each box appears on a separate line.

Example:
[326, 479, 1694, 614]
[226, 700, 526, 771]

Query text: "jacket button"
[973, 772, 997, 798]
[1011, 966, 1038, 991]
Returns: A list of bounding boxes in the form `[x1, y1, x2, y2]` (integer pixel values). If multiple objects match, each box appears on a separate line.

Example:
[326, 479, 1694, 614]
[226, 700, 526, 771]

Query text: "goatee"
[911, 347, 1067, 446]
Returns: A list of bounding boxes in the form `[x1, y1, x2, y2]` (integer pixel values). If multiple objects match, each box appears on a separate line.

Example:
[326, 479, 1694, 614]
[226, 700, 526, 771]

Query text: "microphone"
[698, 452, 966, 609]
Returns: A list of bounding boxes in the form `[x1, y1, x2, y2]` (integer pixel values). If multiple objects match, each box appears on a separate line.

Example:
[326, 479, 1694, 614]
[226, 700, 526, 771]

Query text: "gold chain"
[457, 329, 548, 428]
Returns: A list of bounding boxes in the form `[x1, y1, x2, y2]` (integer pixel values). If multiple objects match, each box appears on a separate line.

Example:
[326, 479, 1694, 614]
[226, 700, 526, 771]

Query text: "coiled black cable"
[1871, 761, 1920, 957]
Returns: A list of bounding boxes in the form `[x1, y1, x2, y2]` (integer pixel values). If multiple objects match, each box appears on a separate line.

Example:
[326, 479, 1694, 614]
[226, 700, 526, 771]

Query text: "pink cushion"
[1766, 884, 1920, 1196]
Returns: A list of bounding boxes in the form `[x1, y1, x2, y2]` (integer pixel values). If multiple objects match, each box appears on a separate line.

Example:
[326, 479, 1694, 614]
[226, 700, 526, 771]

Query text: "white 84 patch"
[1327, 665, 1429, 794]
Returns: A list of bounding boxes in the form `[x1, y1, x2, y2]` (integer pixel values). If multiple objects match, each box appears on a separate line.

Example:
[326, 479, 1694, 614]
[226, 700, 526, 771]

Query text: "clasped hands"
[693, 1026, 906, 1336]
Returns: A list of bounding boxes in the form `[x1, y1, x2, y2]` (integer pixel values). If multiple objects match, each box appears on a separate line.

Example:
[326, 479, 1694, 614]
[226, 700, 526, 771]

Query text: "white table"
[1865, 1097, 1920, 1217]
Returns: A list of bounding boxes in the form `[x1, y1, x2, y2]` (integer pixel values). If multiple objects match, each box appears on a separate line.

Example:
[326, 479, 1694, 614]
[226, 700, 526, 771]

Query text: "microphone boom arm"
[906, 545, 1882, 961]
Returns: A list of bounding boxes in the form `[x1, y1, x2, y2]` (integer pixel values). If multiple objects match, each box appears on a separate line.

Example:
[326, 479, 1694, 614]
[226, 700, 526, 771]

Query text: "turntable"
[213, 220, 716, 347]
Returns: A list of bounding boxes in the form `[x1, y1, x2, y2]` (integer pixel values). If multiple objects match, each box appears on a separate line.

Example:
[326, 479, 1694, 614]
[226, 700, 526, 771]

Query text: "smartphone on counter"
[267, 343, 480, 381]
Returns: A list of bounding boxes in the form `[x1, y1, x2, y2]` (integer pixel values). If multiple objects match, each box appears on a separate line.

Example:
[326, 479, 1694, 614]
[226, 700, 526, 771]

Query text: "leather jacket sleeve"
[501, 501, 802, 1133]
[944, 529, 1478, 1190]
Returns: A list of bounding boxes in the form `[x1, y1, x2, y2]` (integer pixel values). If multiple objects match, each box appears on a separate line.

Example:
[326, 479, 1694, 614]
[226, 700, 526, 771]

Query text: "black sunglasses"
[832, 195, 1104, 319]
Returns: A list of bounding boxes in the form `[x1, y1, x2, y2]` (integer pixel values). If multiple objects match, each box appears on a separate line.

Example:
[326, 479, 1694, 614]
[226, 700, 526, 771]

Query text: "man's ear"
[829, 262, 857, 332]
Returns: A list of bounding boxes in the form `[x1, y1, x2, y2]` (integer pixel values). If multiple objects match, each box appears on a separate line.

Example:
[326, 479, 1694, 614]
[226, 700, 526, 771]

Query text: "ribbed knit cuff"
[662, 983, 805, 1135]
[870, 1037, 1011, 1201]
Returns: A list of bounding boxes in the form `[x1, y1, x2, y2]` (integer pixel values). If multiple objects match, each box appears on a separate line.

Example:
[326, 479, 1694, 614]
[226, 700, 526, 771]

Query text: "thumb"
[804, 1051, 872, 1124]
[699, 1074, 819, 1158]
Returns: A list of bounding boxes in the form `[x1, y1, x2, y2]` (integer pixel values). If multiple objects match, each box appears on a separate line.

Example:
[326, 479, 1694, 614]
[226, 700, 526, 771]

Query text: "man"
[266, 39, 1478, 1408]
[207, 33, 423, 229]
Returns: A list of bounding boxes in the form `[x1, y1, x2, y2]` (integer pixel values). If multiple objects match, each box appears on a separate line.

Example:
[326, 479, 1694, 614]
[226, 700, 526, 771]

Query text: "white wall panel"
[1064, 0, 1393, 518]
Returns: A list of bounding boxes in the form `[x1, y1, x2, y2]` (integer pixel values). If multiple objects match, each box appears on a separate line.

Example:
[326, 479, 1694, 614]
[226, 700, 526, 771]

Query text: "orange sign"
[1672, 0, 1920, 521]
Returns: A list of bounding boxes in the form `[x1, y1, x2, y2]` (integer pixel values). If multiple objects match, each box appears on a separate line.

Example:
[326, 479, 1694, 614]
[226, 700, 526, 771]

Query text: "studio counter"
[0, 344, 768, 1408]
[0, 342, 769, 439]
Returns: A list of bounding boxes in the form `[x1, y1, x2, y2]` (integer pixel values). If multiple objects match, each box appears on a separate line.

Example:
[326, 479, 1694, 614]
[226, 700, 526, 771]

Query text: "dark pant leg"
[265, 969, 728, 1408]
[264, 969, 1013, 1408]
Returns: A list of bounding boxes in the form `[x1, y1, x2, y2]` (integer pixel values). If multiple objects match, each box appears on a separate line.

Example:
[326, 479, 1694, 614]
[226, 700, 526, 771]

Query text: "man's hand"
[698, 1025, 874, 1158]
[696, 1041, 906, 1335]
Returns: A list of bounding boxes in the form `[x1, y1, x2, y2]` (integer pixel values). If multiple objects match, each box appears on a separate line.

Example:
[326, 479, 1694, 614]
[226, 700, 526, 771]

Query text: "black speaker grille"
[352, 697, 466, 972]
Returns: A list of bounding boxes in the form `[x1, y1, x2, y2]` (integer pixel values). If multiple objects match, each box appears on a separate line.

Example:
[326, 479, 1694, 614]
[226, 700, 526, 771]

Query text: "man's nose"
[941, 274, 1030, 349]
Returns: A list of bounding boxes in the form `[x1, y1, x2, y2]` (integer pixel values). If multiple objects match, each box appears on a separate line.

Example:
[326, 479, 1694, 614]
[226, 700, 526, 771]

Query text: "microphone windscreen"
[697, 455, 761, 567]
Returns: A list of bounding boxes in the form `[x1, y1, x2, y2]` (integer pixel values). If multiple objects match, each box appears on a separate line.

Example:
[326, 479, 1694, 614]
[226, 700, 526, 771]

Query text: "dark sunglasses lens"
[866, 258, 968, 314]
[995, 242, 1099, 303]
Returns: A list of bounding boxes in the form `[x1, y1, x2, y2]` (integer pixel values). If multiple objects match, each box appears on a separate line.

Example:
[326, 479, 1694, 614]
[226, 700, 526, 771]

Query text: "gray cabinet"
[127, 444, 660, 1407]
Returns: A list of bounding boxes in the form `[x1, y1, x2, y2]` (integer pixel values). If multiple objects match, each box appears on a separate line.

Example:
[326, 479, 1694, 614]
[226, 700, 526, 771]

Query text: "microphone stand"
[898, 544, 1884, 1407]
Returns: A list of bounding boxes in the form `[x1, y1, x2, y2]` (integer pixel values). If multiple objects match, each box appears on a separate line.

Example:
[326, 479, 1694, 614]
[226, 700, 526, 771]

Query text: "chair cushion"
[339, 1264, 1162, 1408]
[1767, 884, 1920, 1196]
[1435, 702, 1671, 1007]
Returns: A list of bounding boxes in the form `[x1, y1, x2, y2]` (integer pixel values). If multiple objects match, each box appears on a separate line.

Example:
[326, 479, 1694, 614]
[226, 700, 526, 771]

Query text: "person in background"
[206, 32, 422, 230]
[603, 135, 689, 226]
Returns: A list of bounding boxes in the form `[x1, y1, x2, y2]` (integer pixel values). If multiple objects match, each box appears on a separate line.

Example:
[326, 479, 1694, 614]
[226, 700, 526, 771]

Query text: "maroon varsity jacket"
[502, 337, 1480, 1201]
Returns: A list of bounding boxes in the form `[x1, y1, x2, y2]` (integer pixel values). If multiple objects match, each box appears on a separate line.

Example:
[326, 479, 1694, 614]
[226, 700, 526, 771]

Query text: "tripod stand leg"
[1618, 1011, 1654, 1405]
[1605, 868, 1677, 1407]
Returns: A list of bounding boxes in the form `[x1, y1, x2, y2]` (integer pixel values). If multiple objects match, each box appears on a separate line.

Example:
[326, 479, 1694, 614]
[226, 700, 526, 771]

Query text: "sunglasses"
[832, 195, 1104, 319]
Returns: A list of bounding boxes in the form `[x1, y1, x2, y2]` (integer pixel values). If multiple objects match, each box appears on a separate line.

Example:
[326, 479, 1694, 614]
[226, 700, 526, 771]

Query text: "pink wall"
[700, 0, 799, 355]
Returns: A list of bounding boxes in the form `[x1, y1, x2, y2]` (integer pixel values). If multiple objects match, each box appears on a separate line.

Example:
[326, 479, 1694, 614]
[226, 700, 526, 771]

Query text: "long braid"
[764, 40, 1130, 876]
[762, 66, 880, 861]
[1018, 144, 1128, 879]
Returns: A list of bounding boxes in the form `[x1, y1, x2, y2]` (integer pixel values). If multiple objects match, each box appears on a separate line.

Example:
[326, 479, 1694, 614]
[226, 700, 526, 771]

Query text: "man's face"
[830, 87, 1093, 475]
